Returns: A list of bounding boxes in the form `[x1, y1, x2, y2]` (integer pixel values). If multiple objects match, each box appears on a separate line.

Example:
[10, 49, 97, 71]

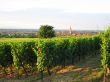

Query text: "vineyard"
[0, 36, 101, 81]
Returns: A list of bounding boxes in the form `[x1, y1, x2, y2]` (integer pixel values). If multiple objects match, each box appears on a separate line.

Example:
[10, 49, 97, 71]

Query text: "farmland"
[1, 27, 110, 82]
[0, 35, 102, 82]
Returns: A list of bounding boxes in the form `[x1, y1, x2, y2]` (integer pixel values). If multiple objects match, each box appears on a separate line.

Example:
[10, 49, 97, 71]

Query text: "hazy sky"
[0, 0, 110, 30]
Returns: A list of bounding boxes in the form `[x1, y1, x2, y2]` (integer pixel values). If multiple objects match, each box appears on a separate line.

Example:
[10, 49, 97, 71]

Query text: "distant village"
[0, 27, 100, 38]
[56, 26, 98, 36]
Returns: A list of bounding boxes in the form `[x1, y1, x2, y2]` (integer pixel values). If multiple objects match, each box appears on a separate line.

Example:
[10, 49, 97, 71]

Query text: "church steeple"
[69, 26, 72, 35]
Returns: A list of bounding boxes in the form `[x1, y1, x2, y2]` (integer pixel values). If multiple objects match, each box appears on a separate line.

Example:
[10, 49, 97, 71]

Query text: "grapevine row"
[0, 36, 100, 77]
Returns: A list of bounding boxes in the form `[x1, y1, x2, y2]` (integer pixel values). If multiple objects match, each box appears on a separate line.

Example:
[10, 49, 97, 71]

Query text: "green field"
[1, 34, 110, 82]
[0, 36, 91, 42]
[0, 38, 38, 42]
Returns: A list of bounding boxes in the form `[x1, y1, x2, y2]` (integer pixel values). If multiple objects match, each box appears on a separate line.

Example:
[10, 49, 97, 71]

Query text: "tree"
[38, 25, 55, 38]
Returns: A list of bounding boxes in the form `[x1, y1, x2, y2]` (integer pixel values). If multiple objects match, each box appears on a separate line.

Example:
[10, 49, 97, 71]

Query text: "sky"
[0, 0, 110, 30]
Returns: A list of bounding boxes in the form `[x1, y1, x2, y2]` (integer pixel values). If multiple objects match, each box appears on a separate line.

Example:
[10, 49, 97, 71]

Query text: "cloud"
[0, 0, 110, 13]
[0, 0, 110, 30]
